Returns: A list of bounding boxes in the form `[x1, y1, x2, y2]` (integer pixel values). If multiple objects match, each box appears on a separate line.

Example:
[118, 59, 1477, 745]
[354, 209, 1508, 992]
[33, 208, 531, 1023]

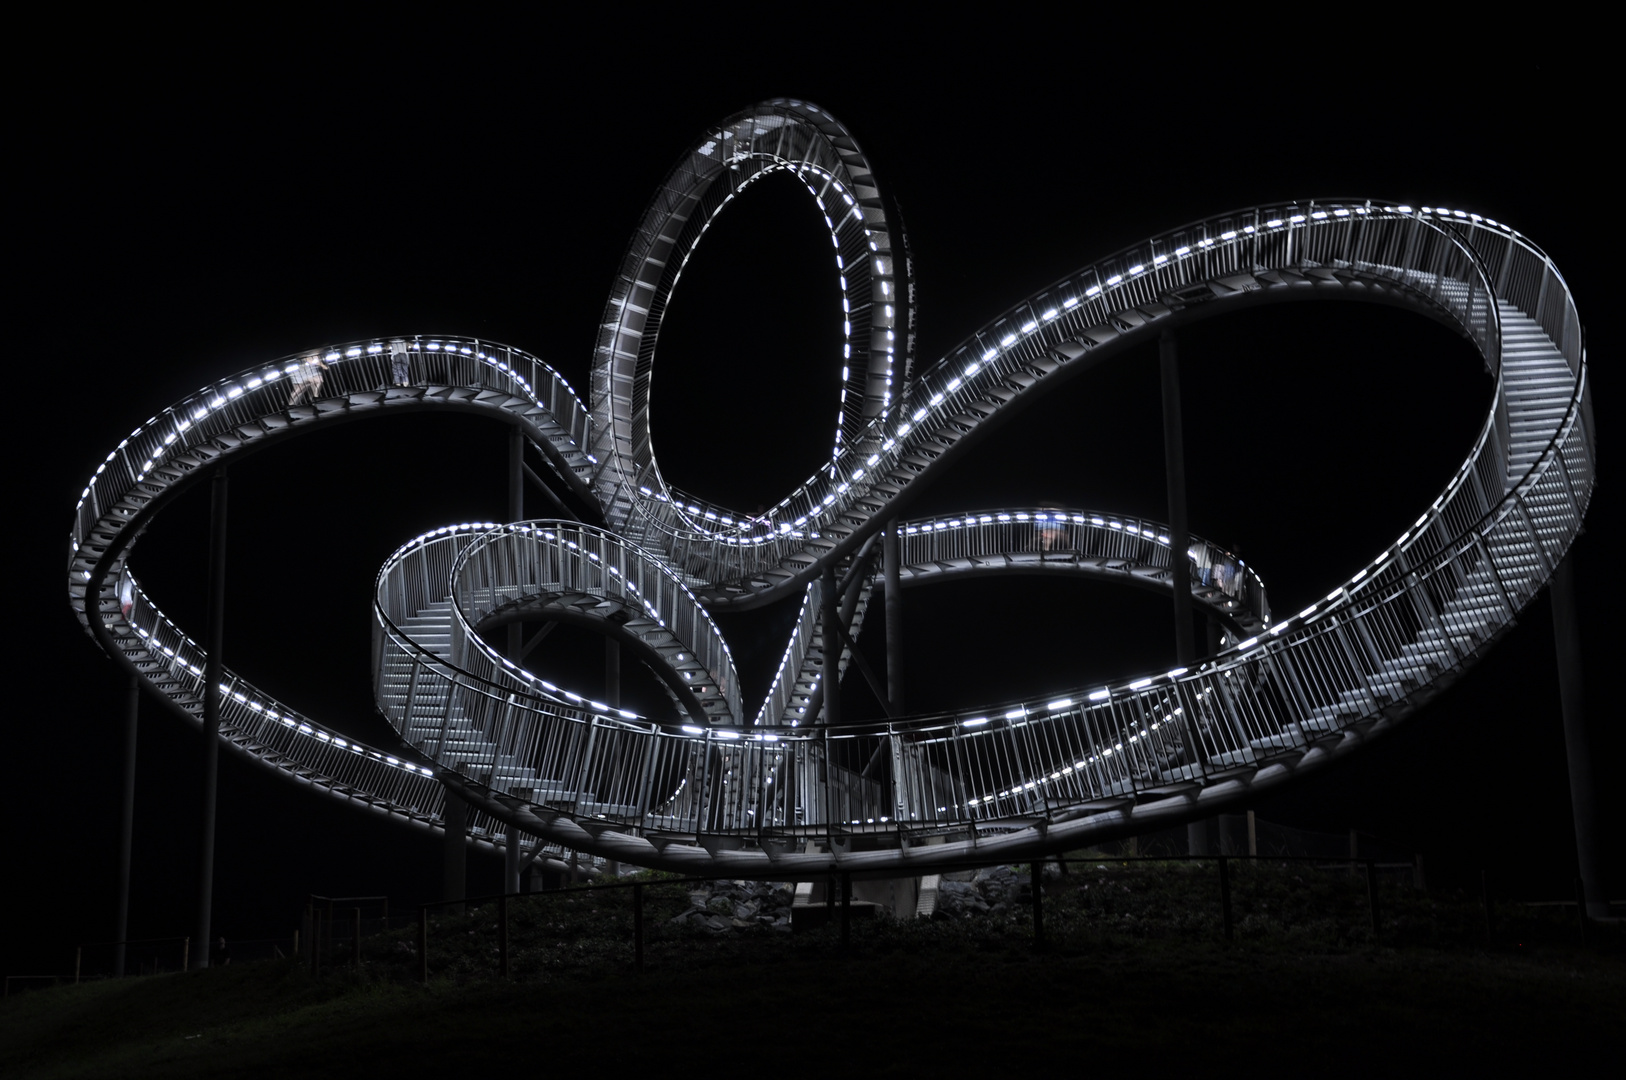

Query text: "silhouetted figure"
[210, 936, 231, 967]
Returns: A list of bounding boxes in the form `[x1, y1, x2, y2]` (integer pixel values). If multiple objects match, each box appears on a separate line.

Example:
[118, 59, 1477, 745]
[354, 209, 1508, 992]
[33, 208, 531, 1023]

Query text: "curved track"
[69, 99, 1594, 878]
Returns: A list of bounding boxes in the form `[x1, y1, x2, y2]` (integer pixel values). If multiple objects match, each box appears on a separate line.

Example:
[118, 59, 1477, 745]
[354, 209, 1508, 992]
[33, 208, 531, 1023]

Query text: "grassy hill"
[6, 861, 1621, 1076]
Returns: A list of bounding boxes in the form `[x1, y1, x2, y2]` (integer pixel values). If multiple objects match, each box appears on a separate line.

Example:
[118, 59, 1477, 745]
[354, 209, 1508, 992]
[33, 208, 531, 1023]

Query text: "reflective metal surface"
[68, 102, 1592, 876]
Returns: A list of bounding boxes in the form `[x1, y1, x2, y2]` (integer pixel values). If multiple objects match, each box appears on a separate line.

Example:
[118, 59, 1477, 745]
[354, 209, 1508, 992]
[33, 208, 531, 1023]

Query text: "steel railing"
[67, 185, 1592, 873]
[588, 202, 1538, 606]
[361, 204, 1590, 854]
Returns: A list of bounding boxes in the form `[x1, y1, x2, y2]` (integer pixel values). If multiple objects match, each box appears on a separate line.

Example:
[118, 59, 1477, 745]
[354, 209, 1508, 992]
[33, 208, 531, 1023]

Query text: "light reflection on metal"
[66, 102, 1592, 875]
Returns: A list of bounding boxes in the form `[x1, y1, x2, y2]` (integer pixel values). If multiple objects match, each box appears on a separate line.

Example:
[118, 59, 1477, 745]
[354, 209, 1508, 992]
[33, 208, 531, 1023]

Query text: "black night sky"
[9, 29, 1616, 974]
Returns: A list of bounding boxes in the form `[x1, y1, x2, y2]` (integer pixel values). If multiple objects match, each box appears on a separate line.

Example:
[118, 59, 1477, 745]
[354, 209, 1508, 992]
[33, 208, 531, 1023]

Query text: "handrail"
[69, 333, 594, 576]
[67, 103, 1591, 877]
[601, 201, 1530, 606]
[363, 199, 1590, 863]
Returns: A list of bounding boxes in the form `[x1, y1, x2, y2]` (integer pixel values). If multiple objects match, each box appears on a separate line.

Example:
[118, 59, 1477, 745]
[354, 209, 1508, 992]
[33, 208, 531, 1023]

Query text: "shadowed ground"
[6, 863, 1621, 1076]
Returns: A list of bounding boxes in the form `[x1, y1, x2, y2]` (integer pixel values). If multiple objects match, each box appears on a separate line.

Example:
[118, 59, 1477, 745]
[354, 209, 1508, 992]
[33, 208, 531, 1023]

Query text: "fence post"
[1218, 857, 1233, 941]
[292, 928, 299, 960]
[1365, 860, 1380, 939]
[181, 937, 189, 973]
[1031, 861, 1046, 952]
[633, 883, 645, 972]
[499, 895, 510, 980]
[419, 908, 428, 985]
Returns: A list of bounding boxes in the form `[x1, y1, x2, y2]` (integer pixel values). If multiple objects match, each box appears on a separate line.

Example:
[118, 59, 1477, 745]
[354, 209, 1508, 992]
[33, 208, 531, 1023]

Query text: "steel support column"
[504, 827, 521, 897]
[822, 564, 841, 726]
[193, 466, 227, 968]
[884, 518, 904, 713]
[1161, 330, 1195, 664]
[604, 637, 621, 878]
[1551, 554, 1606, 918]
[442, 785, 467, 915]
[507, 426, 523, 663]
[1162, 332, 1207, 856]
[115, 673, 139, 978]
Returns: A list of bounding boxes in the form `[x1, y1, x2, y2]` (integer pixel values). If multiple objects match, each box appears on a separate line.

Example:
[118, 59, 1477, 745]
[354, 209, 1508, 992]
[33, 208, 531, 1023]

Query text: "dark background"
[8, 26, 1615, 974]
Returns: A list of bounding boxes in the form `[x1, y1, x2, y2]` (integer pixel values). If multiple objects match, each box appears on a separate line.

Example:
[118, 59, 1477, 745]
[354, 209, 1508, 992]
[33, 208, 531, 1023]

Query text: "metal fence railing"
[65, 196, 1592, 878]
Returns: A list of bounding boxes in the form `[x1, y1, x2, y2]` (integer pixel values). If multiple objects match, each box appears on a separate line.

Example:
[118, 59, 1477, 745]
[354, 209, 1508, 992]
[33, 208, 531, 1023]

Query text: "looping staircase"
[67, 102, 1593, 878]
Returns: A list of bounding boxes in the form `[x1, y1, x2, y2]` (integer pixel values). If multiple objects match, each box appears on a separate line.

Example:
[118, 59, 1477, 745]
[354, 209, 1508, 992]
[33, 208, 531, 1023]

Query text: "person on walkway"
[389, 339, 411, 387]
[287, 350, 330, 407]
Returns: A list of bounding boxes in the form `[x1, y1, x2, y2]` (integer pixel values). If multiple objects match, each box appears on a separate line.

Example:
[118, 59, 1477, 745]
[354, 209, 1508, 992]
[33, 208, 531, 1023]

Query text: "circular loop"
[587, 99, 912, 540]
[66, 101, 1594, 875]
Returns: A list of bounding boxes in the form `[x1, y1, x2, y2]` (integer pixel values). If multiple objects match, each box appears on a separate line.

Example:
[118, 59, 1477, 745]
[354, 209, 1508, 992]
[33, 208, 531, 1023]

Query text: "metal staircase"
[68, 104, 1592, 881]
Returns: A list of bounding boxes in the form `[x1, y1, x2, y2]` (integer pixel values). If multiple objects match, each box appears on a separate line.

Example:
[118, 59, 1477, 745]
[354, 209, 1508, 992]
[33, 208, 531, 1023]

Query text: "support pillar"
[822, 564, 841, 726]
[884, 518, 905, 713]
[193, 466, 227, 968]
[1160, 330, 1196, 667]
[1551, 554, 1607, 918]
[604, 638, 621, 878]
[115, 673, 139, 978]
[442, 785, 467, 915]
[507, 426, 524, 663]
[504, 827, 521, 897]
[1163, 331, 1206, 856]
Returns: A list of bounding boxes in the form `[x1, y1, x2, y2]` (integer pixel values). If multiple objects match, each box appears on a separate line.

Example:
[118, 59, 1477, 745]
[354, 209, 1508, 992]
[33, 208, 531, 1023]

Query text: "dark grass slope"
[6, 864, 1621, 1077]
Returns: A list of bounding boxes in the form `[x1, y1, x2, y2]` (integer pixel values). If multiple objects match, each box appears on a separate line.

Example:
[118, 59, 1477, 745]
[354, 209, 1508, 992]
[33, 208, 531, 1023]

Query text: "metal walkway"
[68, 100, 1593, 878]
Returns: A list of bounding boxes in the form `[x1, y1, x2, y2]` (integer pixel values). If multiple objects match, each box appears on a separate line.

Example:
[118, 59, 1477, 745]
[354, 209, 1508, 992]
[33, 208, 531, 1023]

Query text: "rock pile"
[933, 864, 1065, 919]
[667, 880, 794, 932]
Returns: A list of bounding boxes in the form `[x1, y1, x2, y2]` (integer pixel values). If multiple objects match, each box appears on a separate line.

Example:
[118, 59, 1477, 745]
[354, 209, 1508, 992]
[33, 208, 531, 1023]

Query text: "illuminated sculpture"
[69, 100, 1594, 879]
